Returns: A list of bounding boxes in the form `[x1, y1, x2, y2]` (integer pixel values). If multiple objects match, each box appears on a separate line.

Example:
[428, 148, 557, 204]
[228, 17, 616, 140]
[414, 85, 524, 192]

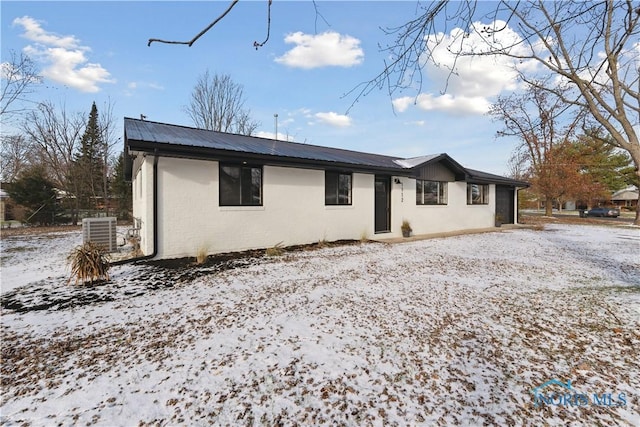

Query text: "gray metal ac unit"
[82, 217, 117, 252]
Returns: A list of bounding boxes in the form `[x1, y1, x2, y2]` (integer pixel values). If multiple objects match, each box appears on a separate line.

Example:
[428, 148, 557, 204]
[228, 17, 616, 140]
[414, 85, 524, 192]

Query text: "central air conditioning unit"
[82, 217, 117, 252]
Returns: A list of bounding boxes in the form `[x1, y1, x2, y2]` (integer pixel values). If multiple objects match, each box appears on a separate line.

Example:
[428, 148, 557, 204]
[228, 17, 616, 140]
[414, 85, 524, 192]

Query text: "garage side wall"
[155, 157, 375, 259]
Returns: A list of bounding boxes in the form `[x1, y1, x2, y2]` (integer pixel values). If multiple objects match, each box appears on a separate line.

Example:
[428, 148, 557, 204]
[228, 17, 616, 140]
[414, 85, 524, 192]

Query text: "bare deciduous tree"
[0, 50, 41, 119]
[491, 84, 584, 215]
[370, 1, 640, 223]
[184, 71, 259, 135]
[0, 134, 34, 182]
[506, 145, 530, 183]
[22, 101, 85, 223]
[97, 99, 119, 212]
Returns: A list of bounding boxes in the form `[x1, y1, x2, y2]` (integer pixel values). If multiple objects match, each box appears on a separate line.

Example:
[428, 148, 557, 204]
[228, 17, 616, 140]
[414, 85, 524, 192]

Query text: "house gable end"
[407, 154, 467, 181]
[415, 161, 456, 181]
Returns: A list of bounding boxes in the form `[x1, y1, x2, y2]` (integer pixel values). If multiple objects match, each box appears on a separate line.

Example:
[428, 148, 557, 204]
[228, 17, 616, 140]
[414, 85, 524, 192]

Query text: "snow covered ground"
[1, 223, 639, 426]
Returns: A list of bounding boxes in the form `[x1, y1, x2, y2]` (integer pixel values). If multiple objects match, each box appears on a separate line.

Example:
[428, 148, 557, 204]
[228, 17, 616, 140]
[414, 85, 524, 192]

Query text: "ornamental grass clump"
[68, 242, 111, 285]
[265, 241, 284, 257]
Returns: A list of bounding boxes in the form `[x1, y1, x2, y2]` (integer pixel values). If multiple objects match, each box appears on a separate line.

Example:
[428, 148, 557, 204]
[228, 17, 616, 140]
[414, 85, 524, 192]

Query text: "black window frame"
[467, 183, 489, 205]
[416, 179, 448, 205]
[219, 163, 263, 206]
[325, 171, 352, 206]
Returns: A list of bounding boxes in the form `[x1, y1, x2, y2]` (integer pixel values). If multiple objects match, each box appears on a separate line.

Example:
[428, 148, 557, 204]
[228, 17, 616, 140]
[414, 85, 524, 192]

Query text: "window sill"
[219, 206, 265, 212]
[324, 205, 354, 210]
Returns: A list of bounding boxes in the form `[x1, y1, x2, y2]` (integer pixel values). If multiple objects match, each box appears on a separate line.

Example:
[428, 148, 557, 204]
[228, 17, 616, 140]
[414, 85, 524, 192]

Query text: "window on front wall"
[219, 164, 262, 206]
[467, 183, 489, 205]
[416, 180, 448, 205]
[325, 171, 352, 205]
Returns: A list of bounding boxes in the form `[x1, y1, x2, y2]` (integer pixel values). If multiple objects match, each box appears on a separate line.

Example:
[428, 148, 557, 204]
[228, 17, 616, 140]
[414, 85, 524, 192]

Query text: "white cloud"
[394, 93, 490, 116]
[255, 131, 296, 142]
[275, 31, 364, 69]
[126, 81, 164, 91]
[314, 111, 352, 127]
[13, 16, 79, 48]
[124, 81, 164, 97]
[395, 20, 538, 116]
[13, 16, 114, 93]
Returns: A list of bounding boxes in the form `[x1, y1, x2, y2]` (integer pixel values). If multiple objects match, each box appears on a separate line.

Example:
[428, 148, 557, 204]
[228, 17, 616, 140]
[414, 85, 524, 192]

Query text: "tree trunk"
[635, 190, 640, 226]
[628, 148, 640, 226]
[545, 197, 553, 216]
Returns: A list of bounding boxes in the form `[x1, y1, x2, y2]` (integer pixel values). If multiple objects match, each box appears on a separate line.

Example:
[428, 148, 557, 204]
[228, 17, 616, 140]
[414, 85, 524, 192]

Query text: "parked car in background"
[586, 207, 620, 218]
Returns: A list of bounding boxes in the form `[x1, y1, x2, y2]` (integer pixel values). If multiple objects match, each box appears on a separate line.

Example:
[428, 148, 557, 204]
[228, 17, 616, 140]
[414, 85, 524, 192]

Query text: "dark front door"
[375, 176, 391, 233]
[495, 185, 515, 224]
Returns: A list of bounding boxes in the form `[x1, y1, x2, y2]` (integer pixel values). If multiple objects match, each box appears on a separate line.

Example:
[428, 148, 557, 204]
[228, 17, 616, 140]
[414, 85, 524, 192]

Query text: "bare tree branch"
[22, 101, 84, 193]
[312, 0, 331, 33]
[0, 134, 33, 182]
[253, 0, 273, 50]
[0, 50, 42, 119]
[148, 0, 239, 47]
[343, 1, 448, 113]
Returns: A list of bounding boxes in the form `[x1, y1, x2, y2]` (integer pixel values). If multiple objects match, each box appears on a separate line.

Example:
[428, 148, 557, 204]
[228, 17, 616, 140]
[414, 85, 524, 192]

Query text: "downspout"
[516, 187, 523, 225]
[111, 150, 159, 265]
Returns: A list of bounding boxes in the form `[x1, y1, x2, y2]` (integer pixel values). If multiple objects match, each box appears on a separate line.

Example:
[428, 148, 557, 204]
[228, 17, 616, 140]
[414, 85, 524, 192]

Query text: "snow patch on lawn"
[1, 224, 639, 425]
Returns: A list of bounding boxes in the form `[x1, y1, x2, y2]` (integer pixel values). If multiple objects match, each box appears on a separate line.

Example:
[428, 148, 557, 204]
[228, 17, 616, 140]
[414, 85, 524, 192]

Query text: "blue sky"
[1, 1, 525, 175]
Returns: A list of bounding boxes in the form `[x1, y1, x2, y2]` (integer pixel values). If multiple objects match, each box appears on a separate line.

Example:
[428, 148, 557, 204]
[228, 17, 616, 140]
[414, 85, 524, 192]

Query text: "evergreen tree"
[572, 132, 637, 192]
[7, 165, 57, 225]
[111, 151, 132, 219]
[72, 102, 105, 210]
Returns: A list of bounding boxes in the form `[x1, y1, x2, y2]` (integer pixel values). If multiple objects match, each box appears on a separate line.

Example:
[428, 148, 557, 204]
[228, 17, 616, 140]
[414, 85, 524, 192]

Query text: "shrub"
[266, 242, 284, 257]
[68, 242, 111, 285]
[196, 246, 208, 264]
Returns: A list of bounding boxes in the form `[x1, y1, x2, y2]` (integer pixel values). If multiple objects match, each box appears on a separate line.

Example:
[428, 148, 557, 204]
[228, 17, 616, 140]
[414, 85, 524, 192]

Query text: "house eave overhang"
[126, 139, 413, 176]
[466, 174, 530, 188]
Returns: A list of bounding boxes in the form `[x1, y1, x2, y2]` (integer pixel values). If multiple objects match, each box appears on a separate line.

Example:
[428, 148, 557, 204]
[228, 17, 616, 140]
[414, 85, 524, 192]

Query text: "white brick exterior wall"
[132, 156, 505, 259]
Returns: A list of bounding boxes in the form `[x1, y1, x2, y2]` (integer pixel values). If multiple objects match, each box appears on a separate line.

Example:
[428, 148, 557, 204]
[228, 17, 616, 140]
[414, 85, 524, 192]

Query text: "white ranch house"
[124, 118, 528, 260]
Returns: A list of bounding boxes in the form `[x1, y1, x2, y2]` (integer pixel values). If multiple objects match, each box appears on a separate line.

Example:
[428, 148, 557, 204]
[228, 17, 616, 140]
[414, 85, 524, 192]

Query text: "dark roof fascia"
[126, 139, 413, 176]
[465, 169, 530, 187]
